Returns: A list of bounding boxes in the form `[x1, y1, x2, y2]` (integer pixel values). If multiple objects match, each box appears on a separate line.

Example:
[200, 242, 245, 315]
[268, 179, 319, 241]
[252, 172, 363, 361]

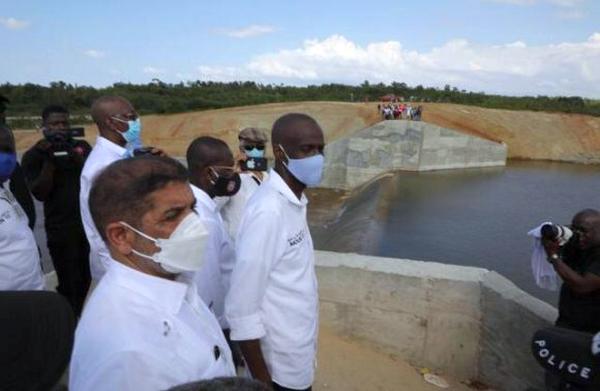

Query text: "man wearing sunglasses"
[219, 127, 269, 241]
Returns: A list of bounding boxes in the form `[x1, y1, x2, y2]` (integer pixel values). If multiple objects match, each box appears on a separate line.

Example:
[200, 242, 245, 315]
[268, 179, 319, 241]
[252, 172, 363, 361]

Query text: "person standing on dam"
[21, 105, 92, 316]
[0, 123, 45, 291]
[219, 127, 270, 241]
[226, 113, 324, 391]
[186, 136, 241, 365]
[80, 96, 164, 285]
[543, 209, 600, 333]
[70, 156, 235, 390]
[1, 94, 37, 230]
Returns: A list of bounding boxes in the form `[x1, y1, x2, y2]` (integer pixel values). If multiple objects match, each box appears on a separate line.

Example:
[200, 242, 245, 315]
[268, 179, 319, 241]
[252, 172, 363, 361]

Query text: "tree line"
[2, 80, 598, 128]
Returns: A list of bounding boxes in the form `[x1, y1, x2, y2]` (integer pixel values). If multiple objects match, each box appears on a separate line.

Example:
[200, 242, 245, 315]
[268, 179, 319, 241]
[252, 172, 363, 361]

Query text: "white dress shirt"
[0, 183, 45, 291]
[225, 170, 319, 389]
[70, 259, 235, 391]
[79, 137, 126, 281]
[219, 172, 268, 240]
[190, 185, 236, 328]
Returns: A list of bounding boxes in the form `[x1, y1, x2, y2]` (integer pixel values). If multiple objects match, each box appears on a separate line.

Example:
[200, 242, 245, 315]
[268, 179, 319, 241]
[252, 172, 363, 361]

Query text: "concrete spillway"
[321, 120, 507, 190]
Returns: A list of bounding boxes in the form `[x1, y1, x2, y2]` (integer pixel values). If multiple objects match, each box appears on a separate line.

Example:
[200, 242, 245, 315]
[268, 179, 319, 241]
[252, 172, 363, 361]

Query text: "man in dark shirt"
[543, 209, 600, 333]
[21, 105, 92, 315]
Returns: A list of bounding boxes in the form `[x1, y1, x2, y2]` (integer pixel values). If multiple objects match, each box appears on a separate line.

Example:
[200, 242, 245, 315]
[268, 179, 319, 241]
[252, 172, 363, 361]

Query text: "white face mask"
[120, 212, 208, 274]
[279, 144, 324, 187]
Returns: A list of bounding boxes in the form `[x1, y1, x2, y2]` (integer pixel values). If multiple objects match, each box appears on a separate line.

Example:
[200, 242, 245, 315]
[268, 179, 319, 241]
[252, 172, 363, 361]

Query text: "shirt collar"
[267, 169, 308, 207]
[106, 259, 190, 314]
[190, 184, 218, 213]
[95, 136, 127, 158]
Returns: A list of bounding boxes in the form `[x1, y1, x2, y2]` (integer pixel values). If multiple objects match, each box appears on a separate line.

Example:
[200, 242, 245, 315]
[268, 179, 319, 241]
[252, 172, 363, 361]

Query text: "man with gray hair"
[70, 156, 235, 391]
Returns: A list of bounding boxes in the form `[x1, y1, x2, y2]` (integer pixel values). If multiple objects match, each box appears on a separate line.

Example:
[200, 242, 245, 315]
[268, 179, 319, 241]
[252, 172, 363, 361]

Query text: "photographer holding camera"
[542, 209, 600, 333]
[219, 127, 269, 240]
[21, 105, 92, 316]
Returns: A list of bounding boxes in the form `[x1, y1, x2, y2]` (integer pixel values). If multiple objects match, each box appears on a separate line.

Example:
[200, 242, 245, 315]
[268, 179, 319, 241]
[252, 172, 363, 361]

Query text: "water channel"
[307, 160, 600, 305]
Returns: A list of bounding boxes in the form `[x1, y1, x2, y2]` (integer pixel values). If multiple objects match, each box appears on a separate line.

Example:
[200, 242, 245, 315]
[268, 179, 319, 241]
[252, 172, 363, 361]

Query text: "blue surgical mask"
[246, 148, 265, 159]
[112, 117, 142, 144]
[279, 145, 324, 187]
[0, 152, 17, 183]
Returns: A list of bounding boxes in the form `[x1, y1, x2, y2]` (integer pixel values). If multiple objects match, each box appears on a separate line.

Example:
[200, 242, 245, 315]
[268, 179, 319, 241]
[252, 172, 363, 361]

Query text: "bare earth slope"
[423, 103, 600, 163]
[14, 101, 600, 163]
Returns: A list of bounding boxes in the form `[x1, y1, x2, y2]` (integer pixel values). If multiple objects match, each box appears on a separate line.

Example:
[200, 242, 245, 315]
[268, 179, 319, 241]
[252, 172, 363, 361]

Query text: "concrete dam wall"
[316, 251, 557, 391]
[321, 120, 508, 190]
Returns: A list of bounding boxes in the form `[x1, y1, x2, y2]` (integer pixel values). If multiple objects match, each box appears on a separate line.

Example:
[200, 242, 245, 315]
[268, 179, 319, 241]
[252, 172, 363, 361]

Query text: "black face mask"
[210, 169, 241, 197]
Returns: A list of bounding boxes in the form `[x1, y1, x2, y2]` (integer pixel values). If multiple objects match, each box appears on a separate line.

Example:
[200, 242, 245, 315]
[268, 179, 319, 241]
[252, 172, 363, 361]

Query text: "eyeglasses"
[243, 145, 265, 151]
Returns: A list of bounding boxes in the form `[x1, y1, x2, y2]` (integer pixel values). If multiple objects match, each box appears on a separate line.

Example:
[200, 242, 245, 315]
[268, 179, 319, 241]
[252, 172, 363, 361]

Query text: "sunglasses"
[243, 145, 265, 151]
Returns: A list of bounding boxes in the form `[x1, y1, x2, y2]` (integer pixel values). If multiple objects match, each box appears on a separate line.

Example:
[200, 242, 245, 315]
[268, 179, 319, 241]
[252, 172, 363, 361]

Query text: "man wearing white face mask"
[70, 156, 235, 391]
[80, 96, 164, 284]
[226, 113, 324, 391]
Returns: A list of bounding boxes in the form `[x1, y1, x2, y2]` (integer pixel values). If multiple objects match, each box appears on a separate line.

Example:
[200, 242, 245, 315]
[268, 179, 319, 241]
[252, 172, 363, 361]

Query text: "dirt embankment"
[13, 102, 379, 156]
[421, 103, 600, 164]
[13, 101, 600, 163]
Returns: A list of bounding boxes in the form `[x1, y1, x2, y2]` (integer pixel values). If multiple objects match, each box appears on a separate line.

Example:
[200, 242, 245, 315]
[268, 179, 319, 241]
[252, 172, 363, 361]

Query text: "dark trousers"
[46, 225, 91, 316]
[272, 383, 311, 391]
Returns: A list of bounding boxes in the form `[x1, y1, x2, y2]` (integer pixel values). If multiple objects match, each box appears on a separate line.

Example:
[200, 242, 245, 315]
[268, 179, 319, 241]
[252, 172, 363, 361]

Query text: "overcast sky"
[1, 0, 599, 97]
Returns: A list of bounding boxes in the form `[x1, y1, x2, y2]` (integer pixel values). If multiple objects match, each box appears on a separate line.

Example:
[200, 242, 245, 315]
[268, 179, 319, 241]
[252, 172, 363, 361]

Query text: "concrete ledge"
[315, 250, 557, 390]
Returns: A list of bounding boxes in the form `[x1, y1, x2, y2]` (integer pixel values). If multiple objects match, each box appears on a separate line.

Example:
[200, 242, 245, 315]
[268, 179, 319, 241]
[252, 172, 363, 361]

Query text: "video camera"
[44, 127, 85, 157]
[541, 223, 574, 246]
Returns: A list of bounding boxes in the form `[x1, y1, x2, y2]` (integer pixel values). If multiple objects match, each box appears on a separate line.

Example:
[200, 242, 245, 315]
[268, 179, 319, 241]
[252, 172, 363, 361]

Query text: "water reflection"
[307, 161, 600, 305]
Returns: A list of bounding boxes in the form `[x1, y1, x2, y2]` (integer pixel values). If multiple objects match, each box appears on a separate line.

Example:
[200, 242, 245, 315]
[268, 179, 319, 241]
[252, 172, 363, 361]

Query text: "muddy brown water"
[307, 160, 600, 306]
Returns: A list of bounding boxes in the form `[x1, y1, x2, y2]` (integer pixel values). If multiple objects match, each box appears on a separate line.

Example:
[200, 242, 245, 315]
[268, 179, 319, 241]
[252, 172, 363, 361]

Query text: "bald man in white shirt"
[80, 96, 164, 283]
[70, 156, 235, 391]
[226, 113, 325, 391]
[186, 137, 239, 327]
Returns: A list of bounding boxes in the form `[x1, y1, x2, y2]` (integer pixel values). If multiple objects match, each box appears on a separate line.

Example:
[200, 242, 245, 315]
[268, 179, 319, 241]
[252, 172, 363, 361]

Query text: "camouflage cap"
[238, 127, 268, 145]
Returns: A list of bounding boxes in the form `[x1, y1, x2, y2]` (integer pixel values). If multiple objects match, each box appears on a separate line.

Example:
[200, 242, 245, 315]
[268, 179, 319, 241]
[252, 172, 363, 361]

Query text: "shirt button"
[163, 320, 171, 336]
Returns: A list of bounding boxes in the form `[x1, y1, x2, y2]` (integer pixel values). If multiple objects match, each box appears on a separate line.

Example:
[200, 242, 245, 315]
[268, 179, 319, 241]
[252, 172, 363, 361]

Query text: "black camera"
[541, 223, 574, 245]
[45, 127, 85, 157]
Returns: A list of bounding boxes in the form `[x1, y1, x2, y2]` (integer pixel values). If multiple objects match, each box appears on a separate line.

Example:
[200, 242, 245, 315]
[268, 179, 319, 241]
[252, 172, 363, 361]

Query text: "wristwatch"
[548, 253, 560, 264]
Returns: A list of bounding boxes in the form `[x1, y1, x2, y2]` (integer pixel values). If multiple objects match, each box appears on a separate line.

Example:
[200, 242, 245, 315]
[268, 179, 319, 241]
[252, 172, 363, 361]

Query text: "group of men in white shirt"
[0, 92, 326, 390]
[68, 95, 326, 390]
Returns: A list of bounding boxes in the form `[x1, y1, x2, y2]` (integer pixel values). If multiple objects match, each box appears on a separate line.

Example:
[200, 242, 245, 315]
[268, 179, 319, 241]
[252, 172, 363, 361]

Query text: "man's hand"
[234, 151, 247, 173]
[542, 237, 560, 260]
[148, 147, 167, 157]
[35, 139, 54, 158]
[239, 339, 273, 390]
